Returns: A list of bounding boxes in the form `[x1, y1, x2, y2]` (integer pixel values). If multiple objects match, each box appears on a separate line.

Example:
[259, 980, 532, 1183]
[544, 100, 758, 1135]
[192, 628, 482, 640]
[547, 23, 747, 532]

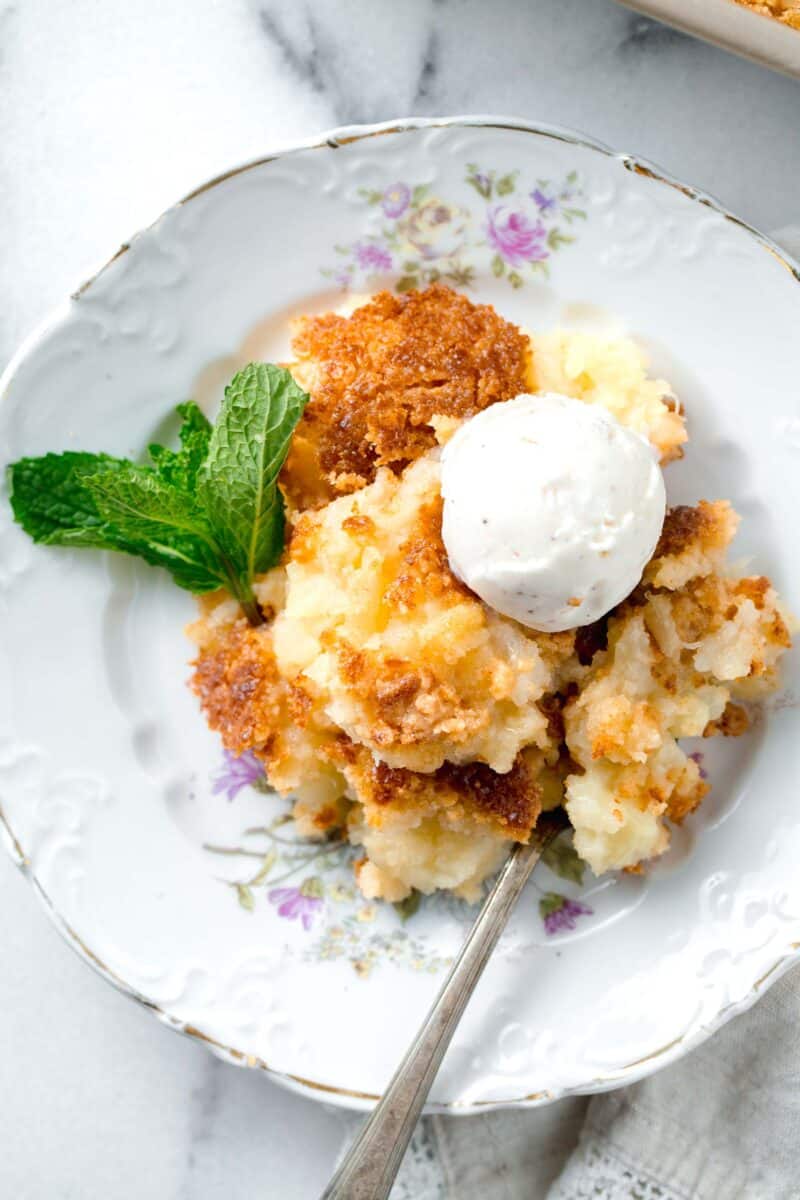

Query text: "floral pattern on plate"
[3, 116, 796, 1110]
[322, 163, 586, 293]
[204, 753, 595, 975]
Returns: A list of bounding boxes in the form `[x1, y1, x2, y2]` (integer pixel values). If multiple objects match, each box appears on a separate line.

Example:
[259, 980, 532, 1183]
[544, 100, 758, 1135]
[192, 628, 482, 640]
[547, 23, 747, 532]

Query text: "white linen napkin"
[337, 225, 800, 1200]
[432, 965, 800, 1199]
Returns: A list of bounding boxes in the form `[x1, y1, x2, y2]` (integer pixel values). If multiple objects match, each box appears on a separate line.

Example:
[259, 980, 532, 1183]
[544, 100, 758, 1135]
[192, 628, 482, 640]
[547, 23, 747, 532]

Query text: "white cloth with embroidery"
[338, 226, 800, 1200]
[430, 964, 800, 1199]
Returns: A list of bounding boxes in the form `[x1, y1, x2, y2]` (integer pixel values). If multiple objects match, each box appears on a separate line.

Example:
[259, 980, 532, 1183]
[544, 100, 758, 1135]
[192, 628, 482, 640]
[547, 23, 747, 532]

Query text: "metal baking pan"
[618, 0, 800, 78]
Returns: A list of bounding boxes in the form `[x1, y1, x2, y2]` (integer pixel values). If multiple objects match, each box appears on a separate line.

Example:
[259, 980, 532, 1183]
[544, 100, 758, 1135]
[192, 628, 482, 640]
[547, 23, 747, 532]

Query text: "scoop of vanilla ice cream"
[440, 393, 666, 633]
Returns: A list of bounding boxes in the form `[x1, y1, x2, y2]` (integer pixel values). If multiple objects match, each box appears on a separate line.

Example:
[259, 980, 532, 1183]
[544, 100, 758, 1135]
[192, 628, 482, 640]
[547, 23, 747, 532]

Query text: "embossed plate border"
[1, 115, 798, 1113]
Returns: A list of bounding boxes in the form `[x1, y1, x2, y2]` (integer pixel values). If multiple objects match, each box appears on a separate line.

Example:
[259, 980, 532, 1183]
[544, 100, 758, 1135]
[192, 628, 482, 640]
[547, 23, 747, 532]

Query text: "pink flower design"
[382, 182, 410, 219]
[269, 880, 323, 931]
[353, 240, 392, 272]
[486, 206, 548, 267]
[689, 751, 708, 780]
[540, 893, 593, 936]
[212, 749, 265, 801]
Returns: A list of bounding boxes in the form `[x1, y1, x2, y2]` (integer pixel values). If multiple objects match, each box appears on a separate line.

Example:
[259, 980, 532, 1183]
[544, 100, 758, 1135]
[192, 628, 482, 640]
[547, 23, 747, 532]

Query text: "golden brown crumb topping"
[190, 469, 791, 877]
[703, 701, 750, 738]
[187, 294, 792, 899]
[652, 502, 726, 562]
[382, 495, 470, 611]
[283, 284, 530, 506]
[191, 619, 289, 754]
[341, 744, 543, 838]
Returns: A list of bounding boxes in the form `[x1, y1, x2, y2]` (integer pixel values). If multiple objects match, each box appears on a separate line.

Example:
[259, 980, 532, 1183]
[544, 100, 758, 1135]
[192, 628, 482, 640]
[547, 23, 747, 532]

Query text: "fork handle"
[319, 812, 566, 1200]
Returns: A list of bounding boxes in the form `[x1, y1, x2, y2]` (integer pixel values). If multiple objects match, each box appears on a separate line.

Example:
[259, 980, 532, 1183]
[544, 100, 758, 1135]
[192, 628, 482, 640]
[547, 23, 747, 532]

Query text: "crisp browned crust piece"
[191, 620, 286, 754]
[333, 742, 542, 839]
[283, 283, 530, 506]
[652, 501, 729, 562]
[703, 701, 749, 738]
[666, 776, 711, 824]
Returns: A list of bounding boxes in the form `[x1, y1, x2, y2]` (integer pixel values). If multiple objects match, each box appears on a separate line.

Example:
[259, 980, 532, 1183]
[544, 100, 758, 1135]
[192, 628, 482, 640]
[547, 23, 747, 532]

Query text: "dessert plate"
[1, 116, 798, 1112]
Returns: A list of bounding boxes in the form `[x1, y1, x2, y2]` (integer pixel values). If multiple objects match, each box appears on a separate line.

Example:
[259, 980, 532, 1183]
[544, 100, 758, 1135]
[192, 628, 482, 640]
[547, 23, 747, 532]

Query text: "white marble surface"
[1, 1, 798, 1195]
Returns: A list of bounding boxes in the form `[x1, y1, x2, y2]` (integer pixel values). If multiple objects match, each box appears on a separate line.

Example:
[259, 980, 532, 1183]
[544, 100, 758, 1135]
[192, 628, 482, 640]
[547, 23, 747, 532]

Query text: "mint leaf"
[8, 363, 308, 625]
[148, 402, 211, 492]
[9, 452, 126, 547]
[82, 463, 227, 593]
[199, 364, 308, 592]
[9, 449, 228, 593]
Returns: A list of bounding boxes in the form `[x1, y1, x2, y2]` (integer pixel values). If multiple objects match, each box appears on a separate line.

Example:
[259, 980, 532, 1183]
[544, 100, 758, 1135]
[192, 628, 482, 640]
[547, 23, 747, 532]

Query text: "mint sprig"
[7, 365, 307, 625]
[199, 363, 307, 620]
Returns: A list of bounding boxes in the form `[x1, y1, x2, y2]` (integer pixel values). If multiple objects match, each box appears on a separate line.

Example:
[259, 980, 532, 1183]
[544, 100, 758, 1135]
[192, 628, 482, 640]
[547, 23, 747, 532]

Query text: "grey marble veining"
[0, 0, 798, 1196]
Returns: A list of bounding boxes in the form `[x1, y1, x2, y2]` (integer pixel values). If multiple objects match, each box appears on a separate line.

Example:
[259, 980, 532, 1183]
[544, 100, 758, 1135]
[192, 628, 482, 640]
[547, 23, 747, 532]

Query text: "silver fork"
[320, 809, 568, 1200]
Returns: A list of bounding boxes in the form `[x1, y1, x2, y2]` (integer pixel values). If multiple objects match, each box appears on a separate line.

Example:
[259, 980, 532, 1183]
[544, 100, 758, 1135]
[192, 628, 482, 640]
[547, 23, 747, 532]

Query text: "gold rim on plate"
[1, 115, 798, 1113]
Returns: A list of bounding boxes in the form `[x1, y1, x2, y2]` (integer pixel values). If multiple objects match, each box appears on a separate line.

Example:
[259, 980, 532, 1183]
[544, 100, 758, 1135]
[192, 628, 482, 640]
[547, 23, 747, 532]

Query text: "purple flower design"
[382, 182, 410, 219]
[269, 880, 323, 931]
[689, 751, 709, 780]
[486, 206, 548, 267]
[531, 187, 557, 213]
[353, 240, 393, 272]
[540, 893, 593, 936]
[212, 749, 265, 802]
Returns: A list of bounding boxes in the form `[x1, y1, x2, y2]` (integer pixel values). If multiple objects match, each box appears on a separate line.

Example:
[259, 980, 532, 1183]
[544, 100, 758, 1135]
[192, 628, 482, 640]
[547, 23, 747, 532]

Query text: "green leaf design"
[396, 275, 419, 293]
[508, 270, 523, 289]
[562, 207, 587, 223]
[542, 834, 585, 885]
[445, 265, 476, 287]
[465, 166, 492, 200]
[236, 884, 255, 912]
[358, 188, 384, 205]
[566, 170, 578, 185]
[539, 892, 566, 918]
[249, 848, 277, 887]
[199, 362, 308, 597]
[491, 253, 505, 278]
[411, 184, 429, 206]
[301, 875, 324, 899]
[495, 172, 517, 196]
[393, 890, 422, 922]
[547, 228, 574, 250]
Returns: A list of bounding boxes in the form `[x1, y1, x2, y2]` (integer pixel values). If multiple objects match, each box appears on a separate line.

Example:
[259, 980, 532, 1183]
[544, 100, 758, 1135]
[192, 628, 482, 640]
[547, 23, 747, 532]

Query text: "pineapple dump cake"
[188, 284, 791, 902]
